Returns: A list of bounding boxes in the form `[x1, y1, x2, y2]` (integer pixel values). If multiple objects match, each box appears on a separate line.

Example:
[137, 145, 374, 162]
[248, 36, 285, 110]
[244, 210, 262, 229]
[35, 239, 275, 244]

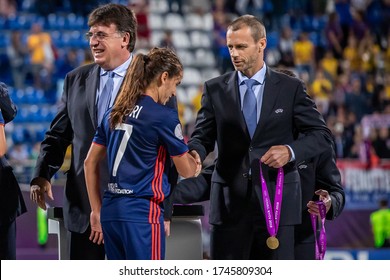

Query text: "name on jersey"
[108, 183, 134, 195]
[128, 105, 143, 119]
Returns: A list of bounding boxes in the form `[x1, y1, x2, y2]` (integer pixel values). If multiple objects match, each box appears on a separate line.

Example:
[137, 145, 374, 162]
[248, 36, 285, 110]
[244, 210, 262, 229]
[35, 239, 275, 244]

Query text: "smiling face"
[158, 72, 183, 105]
[88, 23, 130, 70]
[226, 25, 266, 78]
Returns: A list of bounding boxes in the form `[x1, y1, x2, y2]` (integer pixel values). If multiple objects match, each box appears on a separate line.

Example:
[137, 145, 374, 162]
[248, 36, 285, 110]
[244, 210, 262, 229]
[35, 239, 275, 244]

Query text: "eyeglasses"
[85, 31, 122, 41]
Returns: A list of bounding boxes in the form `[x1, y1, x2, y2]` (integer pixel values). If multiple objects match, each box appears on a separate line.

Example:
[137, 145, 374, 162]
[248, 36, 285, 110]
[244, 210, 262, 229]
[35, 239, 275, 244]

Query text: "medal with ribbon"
[259, 161, 284, 250]
[310, 201, 327, 260]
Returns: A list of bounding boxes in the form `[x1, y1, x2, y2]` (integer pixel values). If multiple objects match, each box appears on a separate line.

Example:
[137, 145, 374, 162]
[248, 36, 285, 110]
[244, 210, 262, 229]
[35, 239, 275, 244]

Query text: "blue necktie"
[97, 71, 115, 125]
[243, 79, 258, 138]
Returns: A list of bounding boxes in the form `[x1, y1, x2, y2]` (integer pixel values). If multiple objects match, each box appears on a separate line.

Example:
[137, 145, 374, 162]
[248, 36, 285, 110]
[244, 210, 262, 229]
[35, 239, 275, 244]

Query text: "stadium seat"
[176, 49, 195, 66]
[181, 67, 202, 86]
[189, 31, 211, 48]
[266, 31, 279, 49]
[185, 13, 203, 30]
[201, 68, 220, 81]
[149, 13, 164, 30]
[150, 30, 164, 46]
[149, 0, 169, 14]
[172, 31, 190, 49]
[165, 13, 186, 31]
[194, 49, 216, 67]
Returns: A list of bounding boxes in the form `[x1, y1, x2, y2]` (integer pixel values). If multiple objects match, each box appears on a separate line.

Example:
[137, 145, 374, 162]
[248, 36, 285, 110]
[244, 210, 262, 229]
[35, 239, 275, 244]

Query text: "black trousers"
[210, 177, 295, 260]
[0, 220, 16, 260]
[68, 226, 105, 260]
[210, 221, 295, 260]
[294, 241, 316, 260]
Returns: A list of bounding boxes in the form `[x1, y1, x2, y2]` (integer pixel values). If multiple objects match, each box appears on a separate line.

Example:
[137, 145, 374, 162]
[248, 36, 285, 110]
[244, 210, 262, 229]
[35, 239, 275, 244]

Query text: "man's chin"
[94, 58, 106, 68]
[232, 64, 241, 71]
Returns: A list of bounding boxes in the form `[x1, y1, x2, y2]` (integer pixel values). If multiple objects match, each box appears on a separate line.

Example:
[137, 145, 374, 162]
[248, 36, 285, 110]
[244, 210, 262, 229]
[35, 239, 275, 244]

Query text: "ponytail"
[110, 54, 148, 129]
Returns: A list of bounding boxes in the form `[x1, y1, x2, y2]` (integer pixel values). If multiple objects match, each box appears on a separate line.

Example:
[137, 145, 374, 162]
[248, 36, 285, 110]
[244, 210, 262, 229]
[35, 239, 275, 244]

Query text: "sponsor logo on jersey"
[174, 124, 184, 140]
[108, 183, 134, 194]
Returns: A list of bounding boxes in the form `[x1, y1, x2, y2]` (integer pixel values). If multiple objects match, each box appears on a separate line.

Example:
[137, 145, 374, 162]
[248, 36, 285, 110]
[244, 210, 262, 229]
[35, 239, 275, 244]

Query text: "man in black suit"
[294, 145, 345, 259]
[0, 82, 27, 260]
[273, 69, 345, 259]
[272, 68, 345, 259]
[187, 15, 333, 259]
[174, 69, 345, 260]
[29, 4, 139, 259]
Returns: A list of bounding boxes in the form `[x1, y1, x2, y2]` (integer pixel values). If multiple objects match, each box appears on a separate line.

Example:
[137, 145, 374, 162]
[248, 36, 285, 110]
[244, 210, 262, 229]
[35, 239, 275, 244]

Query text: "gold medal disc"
[266, 236, 279, 250]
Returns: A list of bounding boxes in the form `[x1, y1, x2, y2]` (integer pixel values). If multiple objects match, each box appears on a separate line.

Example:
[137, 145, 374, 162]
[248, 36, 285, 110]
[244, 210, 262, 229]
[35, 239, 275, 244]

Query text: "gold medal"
[266, 236, 279, 250]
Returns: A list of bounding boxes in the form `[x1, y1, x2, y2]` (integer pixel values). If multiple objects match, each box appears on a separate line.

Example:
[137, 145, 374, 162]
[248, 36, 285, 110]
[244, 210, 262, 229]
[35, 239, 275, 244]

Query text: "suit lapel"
[225, 72, 251, 137]
[224, 72, 240, 109]
[86, 65, 100, 129]
[253, 68, 280, 138]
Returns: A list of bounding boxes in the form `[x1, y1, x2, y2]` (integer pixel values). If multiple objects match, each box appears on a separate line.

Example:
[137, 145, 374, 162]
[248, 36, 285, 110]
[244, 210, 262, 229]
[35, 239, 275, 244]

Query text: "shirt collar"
[238, 63, 267, 85]
[100, 53, 133, 77]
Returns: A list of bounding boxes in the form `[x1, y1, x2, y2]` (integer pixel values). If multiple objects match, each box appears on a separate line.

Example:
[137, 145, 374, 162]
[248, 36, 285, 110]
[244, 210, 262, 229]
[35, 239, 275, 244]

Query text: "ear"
[122, 32, 130, 48]
[259, 38, 267, 52]
[156, 72, 168, 87]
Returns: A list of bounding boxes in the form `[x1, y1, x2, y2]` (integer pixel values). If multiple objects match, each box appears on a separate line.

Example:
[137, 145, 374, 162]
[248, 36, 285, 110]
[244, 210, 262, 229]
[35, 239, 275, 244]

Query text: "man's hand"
[164, 220, 171, 237]
[260, 145, 291, 168]
[189, 150, 202, 176]
[30, 177, 54, 210]
[307, 189, 332, 216]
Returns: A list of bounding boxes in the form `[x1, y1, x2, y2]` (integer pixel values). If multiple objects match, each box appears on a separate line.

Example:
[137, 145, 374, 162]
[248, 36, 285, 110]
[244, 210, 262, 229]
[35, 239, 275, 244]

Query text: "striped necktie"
[243, 79, 258, 138]
[97, 71, 115, 125]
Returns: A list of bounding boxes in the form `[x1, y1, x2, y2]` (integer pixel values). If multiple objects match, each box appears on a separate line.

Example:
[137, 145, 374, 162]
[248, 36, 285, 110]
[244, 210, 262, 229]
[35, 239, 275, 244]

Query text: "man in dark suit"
[187, 15, 333, 259]
[273, 69, 345, 259]
[174, 70, 345, 260]
[272, 68, 345, 259]
[1, 82, 27, 260]
[294, 145, 345, 259]
[29, 4, 138, 260]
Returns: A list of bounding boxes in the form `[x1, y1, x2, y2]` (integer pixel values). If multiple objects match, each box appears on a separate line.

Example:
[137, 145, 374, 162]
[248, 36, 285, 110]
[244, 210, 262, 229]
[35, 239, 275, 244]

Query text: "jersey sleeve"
[92, 110, 110, 147]
[158, 109, 188, 157]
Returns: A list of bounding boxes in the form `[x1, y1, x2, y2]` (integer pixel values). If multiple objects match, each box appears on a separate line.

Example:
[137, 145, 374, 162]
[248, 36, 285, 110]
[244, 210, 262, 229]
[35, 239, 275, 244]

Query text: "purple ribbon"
[310, 201, 327, 260]
[259, 161, 284, 239]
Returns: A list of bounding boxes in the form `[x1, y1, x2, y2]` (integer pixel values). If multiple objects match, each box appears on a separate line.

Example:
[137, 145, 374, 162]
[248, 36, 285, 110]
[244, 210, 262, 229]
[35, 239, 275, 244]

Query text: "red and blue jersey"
[93, 95, 188, 224]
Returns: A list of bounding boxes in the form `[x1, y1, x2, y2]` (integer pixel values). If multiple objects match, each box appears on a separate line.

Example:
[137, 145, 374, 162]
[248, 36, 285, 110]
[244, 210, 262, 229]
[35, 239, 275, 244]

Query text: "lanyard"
[259, 161, 284, 250]
[310, 201, 327, 260]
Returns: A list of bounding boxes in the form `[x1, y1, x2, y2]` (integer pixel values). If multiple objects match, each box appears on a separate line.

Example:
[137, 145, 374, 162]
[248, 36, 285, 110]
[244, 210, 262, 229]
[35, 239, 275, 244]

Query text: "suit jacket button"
[249, 146, 253, 152]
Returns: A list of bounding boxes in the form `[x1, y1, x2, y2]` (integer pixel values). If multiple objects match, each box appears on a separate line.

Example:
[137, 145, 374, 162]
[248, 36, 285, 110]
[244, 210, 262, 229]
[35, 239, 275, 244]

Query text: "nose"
[90, 40, 98, 47]
[89, 36, 100, 47]
[230, 48, 238, 57]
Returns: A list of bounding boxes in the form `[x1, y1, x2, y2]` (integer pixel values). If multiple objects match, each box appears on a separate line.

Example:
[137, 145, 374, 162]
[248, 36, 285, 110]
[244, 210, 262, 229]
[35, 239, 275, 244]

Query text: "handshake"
[189, 150, 202, 177]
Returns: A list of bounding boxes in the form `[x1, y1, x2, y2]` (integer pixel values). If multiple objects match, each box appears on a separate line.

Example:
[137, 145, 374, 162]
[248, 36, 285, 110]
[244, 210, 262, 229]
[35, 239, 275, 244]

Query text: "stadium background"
[0, 0, 389, 259]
